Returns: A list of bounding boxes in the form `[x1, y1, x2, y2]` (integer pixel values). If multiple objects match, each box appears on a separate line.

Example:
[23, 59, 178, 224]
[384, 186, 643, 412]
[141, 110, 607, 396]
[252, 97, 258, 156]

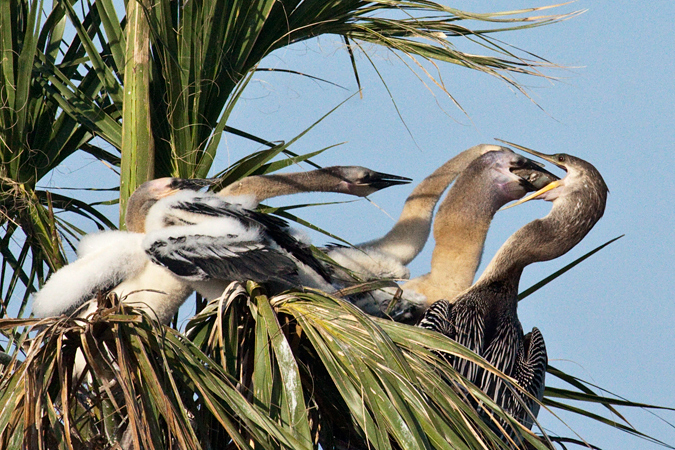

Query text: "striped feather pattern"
[512, 327, 547, 428]
[419, 284, 546, 434]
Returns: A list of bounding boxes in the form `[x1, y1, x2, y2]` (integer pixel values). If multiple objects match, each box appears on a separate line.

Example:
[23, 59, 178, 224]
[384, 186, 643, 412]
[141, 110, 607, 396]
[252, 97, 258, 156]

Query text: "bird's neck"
[481, 181, 606, 288]
[477, 209, 568, 289]
[360, 150, 482, 265]
[424, 180, 506, 300]
[220, 171, 335, 202]
[474, 277, 521, 317]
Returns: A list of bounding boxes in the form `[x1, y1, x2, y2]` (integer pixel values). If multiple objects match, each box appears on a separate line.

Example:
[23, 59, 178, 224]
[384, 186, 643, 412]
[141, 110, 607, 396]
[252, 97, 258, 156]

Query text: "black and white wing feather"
[419, 299, 455, 337]
[418, 298, 486, 383]
[144, 220, 299, 284]
[143, 191, 330, 287]
[511, 327, 547, 428]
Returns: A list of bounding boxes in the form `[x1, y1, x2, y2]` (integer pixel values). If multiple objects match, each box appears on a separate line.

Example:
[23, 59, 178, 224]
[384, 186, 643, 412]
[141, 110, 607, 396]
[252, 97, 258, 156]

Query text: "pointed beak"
[363, 171, 412, 190]
[499, 140, 568, 170]
[502, 179, 564, 210]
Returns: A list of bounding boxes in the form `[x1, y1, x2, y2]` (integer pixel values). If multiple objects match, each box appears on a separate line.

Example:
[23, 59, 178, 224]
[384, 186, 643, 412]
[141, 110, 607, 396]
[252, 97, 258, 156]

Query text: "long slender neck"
[473, 217, 562, 313]
[359, 146, 489, 265]
[477, 199, 589, 289]
[421, 172, 510, 300]
[477, 223, 542, 287]
[479, 164, 608, 291]
[219, 171, 341, 203]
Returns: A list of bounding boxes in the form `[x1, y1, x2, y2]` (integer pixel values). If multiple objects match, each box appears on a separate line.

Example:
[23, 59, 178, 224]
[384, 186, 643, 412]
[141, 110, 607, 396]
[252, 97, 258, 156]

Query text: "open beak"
[512, 160, 559, 191]
[363, 171, 412, 190]
[494, 140, 569, 210]
[502, 178, 564, 210]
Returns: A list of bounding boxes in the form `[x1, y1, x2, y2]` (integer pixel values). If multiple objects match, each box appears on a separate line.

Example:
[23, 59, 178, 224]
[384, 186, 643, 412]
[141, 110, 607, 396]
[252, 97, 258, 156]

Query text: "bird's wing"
[143, 217, 299, 284]
[477, 317, 522, 420]
[32, 232, 146, 317]
[512, 327, 547, 429]
[163, 193, 331, 282]
[451, 300, 486, 383]
[419, 298, 485, 383]
[418, 299, 455, 337]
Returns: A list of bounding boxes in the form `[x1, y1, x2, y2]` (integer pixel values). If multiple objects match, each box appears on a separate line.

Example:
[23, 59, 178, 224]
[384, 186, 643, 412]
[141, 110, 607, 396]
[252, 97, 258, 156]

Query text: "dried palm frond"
[0, 282, 673, 449]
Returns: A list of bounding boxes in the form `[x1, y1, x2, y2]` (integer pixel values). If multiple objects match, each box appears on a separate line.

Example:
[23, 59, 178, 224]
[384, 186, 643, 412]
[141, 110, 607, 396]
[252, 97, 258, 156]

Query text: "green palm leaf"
[0, 283, 672, 449]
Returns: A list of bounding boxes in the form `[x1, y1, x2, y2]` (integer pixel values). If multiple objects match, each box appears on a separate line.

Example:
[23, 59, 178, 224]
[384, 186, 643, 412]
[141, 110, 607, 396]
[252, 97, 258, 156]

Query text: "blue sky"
[50, 0, 675, 447]
[212, 2, 675, 447]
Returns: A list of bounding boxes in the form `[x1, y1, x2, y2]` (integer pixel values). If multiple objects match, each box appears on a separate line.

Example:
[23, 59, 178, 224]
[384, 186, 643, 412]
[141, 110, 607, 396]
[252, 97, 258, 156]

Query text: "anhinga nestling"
[419, 149, 608, 430]
[218, 166, 411, 206]
[143, 185, 334, 300]
[326, 145, 554, 319]
[326, 144, 504, 282]
[32, 168, 408, 322]
[402, 148, 558, 308]
[32, 178, 213, 323]
[355, 148, 557, 321]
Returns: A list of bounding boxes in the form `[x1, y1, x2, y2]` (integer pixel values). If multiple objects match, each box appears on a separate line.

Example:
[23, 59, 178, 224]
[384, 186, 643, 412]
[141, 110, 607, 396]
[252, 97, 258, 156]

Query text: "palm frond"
[35, 0, 577, 210]
[0, 0, 121, 319]
[0, 281, 672, 449]
[0, 297, 315, 449]
[187, 282, 549, 449]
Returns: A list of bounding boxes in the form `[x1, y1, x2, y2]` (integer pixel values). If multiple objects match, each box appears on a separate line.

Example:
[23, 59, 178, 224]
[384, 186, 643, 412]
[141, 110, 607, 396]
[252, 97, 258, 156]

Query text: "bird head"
[491, 142, 609, 266]
[324, 166, 412, 197]
[477, 149, 559, 204]
[126, 177, 217, 232]
[499, 144, 608, 212]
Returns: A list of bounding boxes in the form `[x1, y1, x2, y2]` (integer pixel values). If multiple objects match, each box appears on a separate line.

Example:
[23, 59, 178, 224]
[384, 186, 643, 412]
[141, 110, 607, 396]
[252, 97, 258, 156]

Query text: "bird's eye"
[557, 155, 565, 163]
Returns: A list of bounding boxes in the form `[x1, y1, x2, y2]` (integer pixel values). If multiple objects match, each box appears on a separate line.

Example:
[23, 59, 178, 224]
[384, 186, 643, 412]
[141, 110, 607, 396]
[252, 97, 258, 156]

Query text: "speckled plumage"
[420, 280, 547, 429]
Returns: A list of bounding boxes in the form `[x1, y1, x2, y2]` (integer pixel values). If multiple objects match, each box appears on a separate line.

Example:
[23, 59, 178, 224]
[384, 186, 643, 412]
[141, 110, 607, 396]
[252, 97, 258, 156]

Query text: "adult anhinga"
[418, 150, 608, 430]
[218, 166, 411, 206]
[402, 149, 557, 306]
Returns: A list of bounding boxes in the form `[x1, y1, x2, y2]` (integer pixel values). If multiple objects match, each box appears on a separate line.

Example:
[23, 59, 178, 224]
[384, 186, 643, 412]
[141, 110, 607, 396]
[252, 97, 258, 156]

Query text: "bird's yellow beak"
[502, 179, 564, 210]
